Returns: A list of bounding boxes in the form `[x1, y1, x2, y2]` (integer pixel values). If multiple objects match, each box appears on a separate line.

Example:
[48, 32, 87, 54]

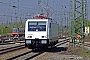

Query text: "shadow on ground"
[44, 47, 68, 52]
[32, 47, 68, 52]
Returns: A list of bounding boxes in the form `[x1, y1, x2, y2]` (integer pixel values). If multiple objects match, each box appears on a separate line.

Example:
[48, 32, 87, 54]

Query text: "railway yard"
[0, 0, 90, 60]
[0, 35, 90, 60]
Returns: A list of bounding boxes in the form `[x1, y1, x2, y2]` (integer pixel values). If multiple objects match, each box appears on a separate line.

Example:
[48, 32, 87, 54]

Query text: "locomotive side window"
[49, 23, 51, 28]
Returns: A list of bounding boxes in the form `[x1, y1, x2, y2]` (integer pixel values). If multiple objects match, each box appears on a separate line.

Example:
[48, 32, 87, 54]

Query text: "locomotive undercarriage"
[25, 39, 58, 49]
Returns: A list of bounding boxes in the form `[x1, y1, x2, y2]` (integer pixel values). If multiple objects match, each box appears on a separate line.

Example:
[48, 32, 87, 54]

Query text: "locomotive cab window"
[28, 21, 46, 31]
[12, 28, 18, 32]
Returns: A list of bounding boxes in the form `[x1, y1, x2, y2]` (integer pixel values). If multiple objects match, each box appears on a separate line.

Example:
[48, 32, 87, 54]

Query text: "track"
[55, 38, 69, 47]
[0, 34, 25, 45]
[84, 42, 90, 47]
[6, 38, 69, 60]
[0, 44, 25, 54]
[1, 36, 90, 60]
[7, 51, 44, 60]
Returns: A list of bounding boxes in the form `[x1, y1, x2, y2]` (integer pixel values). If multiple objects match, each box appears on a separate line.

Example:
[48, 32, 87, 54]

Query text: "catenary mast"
[71, 0, 88, 47]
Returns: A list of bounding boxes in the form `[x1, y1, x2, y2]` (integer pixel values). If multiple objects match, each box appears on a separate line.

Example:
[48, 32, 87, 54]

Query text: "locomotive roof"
[26, 19, 57, 24]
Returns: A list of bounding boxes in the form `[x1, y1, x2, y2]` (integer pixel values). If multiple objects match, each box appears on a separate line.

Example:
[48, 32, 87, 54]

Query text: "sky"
[0, 0, 90, 25]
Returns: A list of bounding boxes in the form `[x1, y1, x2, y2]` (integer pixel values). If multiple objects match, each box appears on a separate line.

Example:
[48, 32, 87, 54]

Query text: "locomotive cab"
[25, 19, 49, 49]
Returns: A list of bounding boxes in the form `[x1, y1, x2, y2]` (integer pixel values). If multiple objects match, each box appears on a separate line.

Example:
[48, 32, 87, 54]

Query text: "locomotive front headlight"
[26, 40, 31, 44]
[30, 36, 32, 38]
[41, 40, 47, 44]
[42, 36, 47, 38]
[42, 36, 44, 38]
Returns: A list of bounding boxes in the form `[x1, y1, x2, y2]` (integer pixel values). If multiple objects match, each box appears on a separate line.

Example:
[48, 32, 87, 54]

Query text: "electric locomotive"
[11, 28, 25, 42]
[25, 15, 59, 49]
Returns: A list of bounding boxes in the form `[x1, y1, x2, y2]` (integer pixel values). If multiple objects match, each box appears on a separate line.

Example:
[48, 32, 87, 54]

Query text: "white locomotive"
[25, 18, 59, 49]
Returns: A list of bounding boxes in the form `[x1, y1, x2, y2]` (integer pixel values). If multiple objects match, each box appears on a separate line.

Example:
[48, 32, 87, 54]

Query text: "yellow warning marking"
[15, 42, 20, 44]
